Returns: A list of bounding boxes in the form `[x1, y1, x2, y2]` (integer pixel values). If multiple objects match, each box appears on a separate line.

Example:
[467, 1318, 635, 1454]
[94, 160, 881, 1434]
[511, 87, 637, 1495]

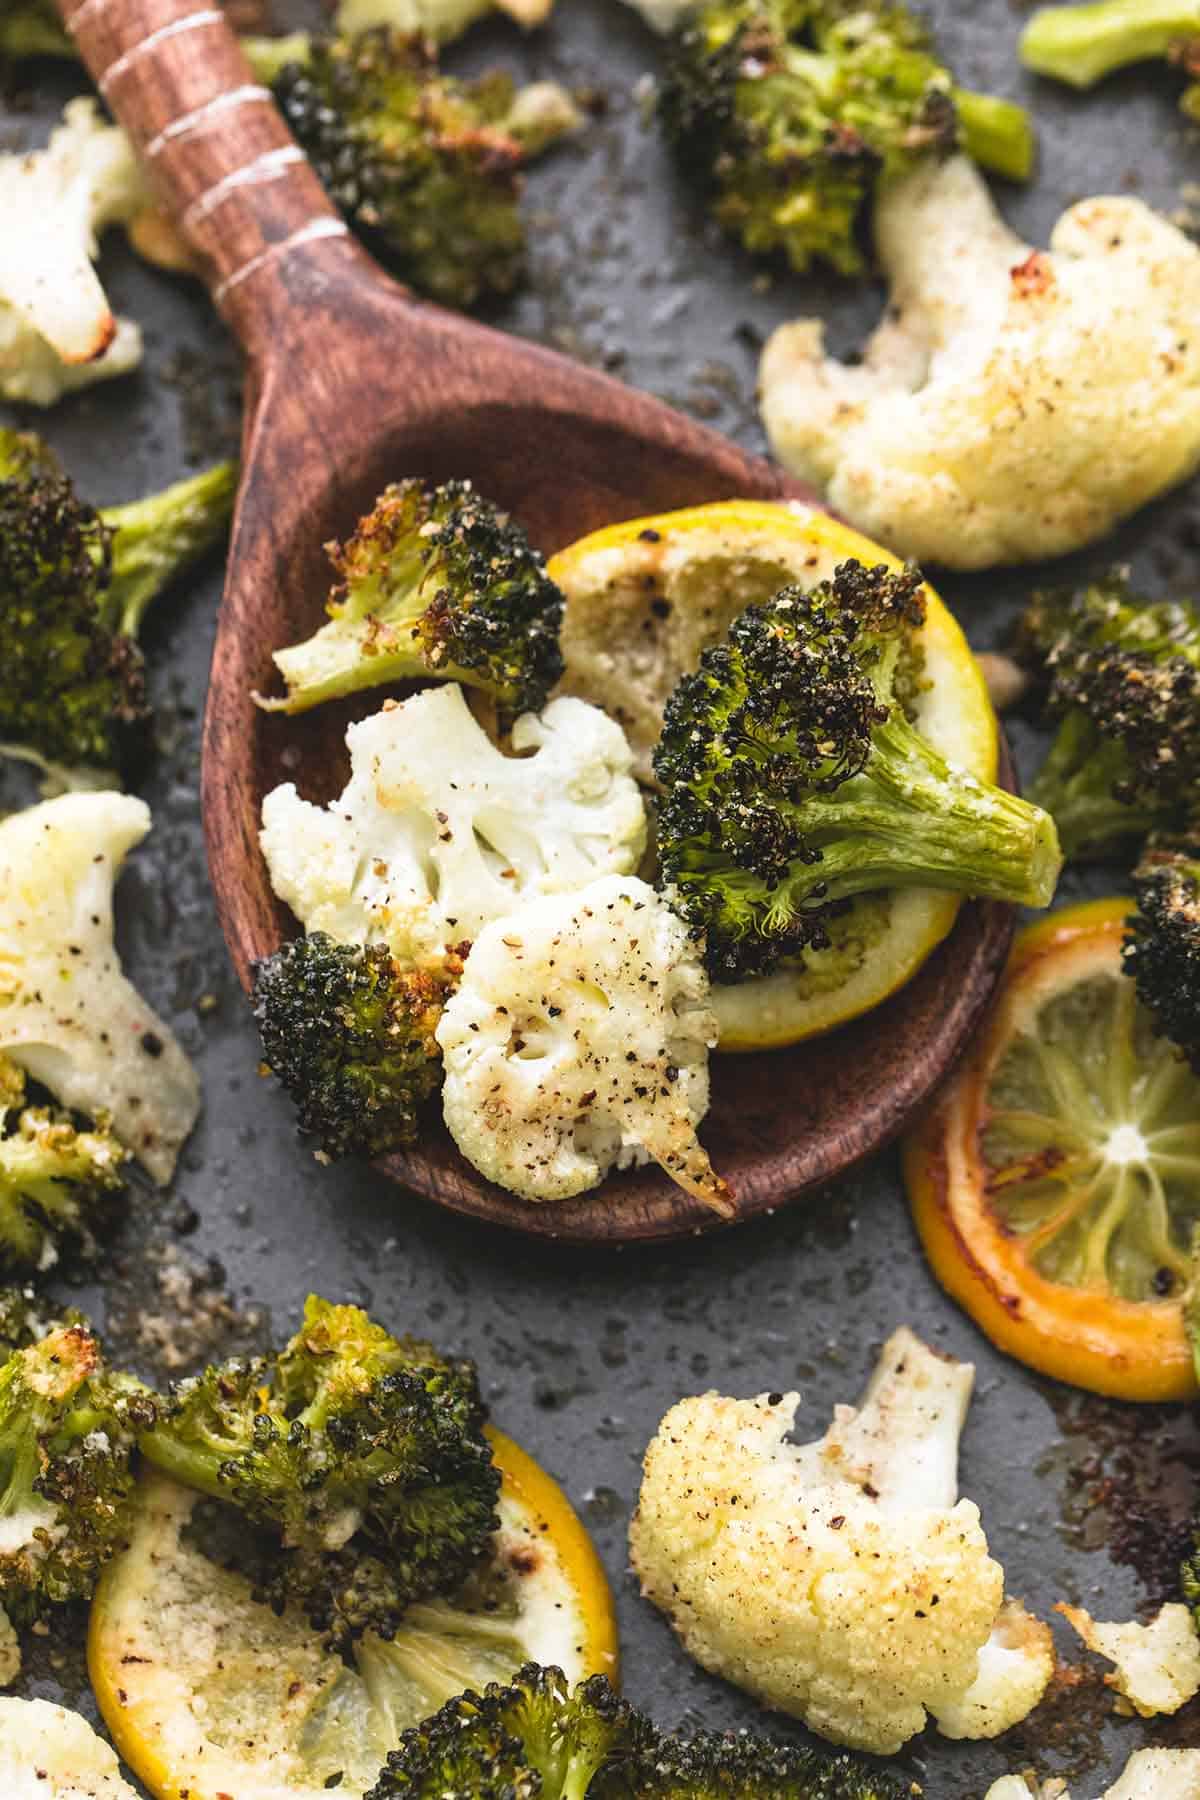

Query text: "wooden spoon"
[60, 0, 1014, 1242]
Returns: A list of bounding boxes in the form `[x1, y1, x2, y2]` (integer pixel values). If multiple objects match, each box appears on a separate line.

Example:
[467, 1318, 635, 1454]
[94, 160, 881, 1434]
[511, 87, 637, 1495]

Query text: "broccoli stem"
[240, 31, 313, 85]
[953, 87, 1037, 181]
[766, 712, 1061, 913]
[99, 462, 237, 639]
[1021, 0, 1200, 89]
[775, 47, 1034, 184]
[1027, 716, 1161, 861]
[137, 1420, 243, 1503]
[0, 1408, 44, 1534]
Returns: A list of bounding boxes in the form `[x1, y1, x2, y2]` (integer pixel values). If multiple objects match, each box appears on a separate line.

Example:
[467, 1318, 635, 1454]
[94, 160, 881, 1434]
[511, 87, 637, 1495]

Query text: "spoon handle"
[55, 0, 363, 362]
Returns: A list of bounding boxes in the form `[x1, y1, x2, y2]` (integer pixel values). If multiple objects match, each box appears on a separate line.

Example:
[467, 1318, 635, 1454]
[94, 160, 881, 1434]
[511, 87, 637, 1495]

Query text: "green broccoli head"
[654, 559, 1060, 983]
[271, 29, 564, 308]
[1021, 2, 1200, 118]
[658, 0, 1033, 277]
[0, 429, 235, 785]
[1185, 1513, 1200, 1629]
[0, 431, 132, 779]
[251, 931, 454, 1161]
[367, 1665, 652, 1799]
[1020, 577, 1200, 861]
[0, 1054, 128, 1275]
[261, 477, 564, 724]
[608, 1727, 915, 1797]
[1122, 843, 1200, 1075]
[0, 1320, 157, 1622]
[366, 1663, 915, 1798]
[139, 1294, 501, 1647]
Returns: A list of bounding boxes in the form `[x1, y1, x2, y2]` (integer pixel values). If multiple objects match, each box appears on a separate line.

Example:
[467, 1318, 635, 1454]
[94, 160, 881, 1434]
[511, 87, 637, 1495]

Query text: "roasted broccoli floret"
[610, 1729, 914, 1797]
[140, 1294, 500, 1646]
[0, 431, 236, 785]
[653, 560, 1061, 983]
[260, 29, 577, 308]
[0, 1, 73, 60]
[658, 0, 1034, 278]
[0, 1055, 127, 1275]
[1022, 2, 1200, 121]
[1122, 844, 1200, 1074]
[259, 478, 564, 725]
[1184, 1513, 1200, 1630]
[0, 1320, 156, 1623]
[1019, 577, 1200, 862]
[366, 1663, 912, 1798]
[367, 1665, 651, 1798]
[252, 932, 455, 1161]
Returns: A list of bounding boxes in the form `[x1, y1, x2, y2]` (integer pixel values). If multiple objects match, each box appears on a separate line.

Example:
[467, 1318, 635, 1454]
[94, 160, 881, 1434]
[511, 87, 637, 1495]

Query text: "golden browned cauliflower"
[760, 156, 1200, 570]
[987, 1748, 1200, 1800]
[1057, 1601, 1200, 1719]
[629, 1327, 1052, 1754]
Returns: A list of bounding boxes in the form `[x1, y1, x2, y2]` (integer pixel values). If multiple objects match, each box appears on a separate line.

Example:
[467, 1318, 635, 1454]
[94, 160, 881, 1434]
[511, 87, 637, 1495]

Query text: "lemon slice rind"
[88, 1430, 616, 1800]
[550, 502, 998, 1050]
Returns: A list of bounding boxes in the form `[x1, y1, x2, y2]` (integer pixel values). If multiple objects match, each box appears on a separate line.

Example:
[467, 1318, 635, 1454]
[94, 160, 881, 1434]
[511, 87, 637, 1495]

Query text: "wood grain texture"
[63, 0, 1014, 1242]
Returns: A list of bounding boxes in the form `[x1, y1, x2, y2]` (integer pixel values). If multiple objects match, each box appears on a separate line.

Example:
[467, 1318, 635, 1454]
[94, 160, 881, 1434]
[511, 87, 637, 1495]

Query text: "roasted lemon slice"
[549, 502, 998, 1050]
[89, 1430, 617, 1800]
[905, 899, 1200, 1402]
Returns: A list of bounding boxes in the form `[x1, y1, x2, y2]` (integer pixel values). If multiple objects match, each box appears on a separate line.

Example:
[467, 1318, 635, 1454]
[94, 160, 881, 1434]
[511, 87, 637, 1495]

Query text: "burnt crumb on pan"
[1041, 1386, 1200, 1608]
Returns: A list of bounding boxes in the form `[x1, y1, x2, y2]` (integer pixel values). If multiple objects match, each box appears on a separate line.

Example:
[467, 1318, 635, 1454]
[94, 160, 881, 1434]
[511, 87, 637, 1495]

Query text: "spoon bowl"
[62, 0, 1015, 1241]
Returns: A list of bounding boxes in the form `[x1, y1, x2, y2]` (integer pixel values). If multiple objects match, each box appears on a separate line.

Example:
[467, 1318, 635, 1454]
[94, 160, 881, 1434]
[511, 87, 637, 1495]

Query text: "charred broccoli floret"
[0, 431, 236, 786]
[367, 1665, 650, 1798]
[251, 931, 455, 1161]
[658, 0, 1034, 278]
[1122, 844, 1200, 1074]
[366, 1663, 912, 1798]
[611, 1729, 914, 1797]
[1022, 2, 1200, 121]
[0, 1055, 127, 1275]
[0, 1320, 156, 1623]
[259, 478, 564, 725]
[1019, 577, 1200, 861]
[653, 560, 1060, 982]
[140, 1294, 500, 1646]
[263, 29, 577, 308]
[1185, 1512, 1200, 1628]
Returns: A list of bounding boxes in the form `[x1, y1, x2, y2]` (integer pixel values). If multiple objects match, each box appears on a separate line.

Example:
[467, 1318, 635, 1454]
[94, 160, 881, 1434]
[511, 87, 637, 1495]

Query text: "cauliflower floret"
[436, 875, 729, 1210]
[985, 1782, 1067, 1800]
[0, 100, 149, 401]
[0, 312, 142, 410]
[0, 1697, 137, 1798]
[1058, 1601, 1200, 1718]
[1103, 1749, 1200, 1799]
[0, 1603, 18, 1687]
[0, 793, 200, 1184]
[760, 155, 1200, 570]
[932, 1597, 1055, 1740]
[629, 1327, 1053, 1754]
[986, 1749, 1200, 1800]
[260, 685, 647, 969]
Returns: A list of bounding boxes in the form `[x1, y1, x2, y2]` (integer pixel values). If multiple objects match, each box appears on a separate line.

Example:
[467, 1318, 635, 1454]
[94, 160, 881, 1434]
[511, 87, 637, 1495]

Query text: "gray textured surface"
[3, 3, 1200, 1793]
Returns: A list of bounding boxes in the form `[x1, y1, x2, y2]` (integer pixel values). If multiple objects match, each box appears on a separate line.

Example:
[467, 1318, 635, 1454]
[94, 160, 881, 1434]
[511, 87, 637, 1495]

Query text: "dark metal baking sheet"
[3, 2, 1199, 1792]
